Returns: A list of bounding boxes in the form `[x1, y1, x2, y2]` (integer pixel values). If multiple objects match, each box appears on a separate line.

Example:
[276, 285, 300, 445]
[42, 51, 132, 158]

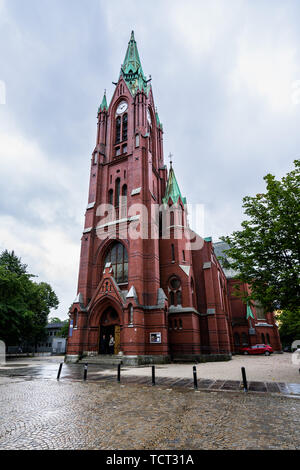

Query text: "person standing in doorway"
[109, 334, 115, 355]
[100, 334, 106, 354]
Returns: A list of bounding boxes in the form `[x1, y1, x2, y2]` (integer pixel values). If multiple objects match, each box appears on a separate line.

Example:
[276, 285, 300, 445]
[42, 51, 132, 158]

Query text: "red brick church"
[66, 32, 281, 364]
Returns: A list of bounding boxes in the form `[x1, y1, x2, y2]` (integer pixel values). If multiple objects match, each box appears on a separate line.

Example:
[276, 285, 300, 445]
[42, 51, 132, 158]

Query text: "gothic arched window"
[116, 117, 121, 144]
[108, 189, 113, 205]
[128, 304, 133, 325]
[115, 179, 120, 208]
[104, 242, 128, 284]
[122, 114, 128, 141]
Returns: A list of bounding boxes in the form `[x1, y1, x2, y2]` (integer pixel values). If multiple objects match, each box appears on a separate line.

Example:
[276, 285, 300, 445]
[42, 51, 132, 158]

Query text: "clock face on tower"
[116, 101, 128, 115]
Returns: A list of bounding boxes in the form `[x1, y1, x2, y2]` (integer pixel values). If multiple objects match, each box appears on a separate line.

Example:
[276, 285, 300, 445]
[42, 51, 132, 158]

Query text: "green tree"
[58, 321, 69, 338]
[0, 250, 59, 348]
[278, 309, 300, 348]
[221, 159, 300, 313]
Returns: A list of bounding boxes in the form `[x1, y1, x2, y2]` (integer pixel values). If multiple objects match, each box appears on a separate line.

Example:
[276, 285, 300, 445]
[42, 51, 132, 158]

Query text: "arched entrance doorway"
[99, 307, 121, 355]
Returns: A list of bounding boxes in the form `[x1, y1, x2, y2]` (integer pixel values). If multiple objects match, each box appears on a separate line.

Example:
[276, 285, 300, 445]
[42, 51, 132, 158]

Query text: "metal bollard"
[117, 363, 121, 382]
[241, 367, 248, 392]
[193, 366, 198, 390]
[152, 365, 156, 386]
[57, 363, 63, 380]
[83, 363, 88, 381]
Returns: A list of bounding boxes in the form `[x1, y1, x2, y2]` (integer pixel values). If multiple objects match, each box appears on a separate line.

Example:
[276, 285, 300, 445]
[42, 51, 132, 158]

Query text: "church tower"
[67, 31, 172, 363]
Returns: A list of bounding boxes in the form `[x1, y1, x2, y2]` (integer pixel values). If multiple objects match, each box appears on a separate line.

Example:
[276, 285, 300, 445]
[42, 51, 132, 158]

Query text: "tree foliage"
[221, 160, 300, 313]
[278, 309, 300, 347]
[0, 250, 59, 347]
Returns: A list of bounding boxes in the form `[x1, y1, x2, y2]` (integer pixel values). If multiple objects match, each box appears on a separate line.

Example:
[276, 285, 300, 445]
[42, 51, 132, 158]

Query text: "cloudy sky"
[0, 0, 299, 319]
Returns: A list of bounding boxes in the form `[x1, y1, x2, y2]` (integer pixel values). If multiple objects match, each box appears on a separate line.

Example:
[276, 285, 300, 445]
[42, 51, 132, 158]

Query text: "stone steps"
[78, 355, 123, 365]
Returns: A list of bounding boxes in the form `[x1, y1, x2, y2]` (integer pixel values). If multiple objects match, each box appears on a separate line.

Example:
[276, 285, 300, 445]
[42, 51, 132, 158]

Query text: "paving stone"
[221, 380, 241, 391]
[0, 378, 299, 450]
[248, 382, 268, 392]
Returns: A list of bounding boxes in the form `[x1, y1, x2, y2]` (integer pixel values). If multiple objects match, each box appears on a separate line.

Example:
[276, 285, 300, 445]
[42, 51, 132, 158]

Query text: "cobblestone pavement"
[1, 360, 300, 396]
[0, 377, 299, 450]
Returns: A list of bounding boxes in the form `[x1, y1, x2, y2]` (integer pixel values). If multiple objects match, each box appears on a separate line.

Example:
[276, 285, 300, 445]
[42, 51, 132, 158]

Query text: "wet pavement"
[1, 359, 300, 396]
[0, 358, 300, 450]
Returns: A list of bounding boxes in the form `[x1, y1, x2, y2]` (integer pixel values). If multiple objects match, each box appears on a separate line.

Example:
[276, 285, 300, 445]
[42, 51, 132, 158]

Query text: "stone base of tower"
[65, 353, 171, 366]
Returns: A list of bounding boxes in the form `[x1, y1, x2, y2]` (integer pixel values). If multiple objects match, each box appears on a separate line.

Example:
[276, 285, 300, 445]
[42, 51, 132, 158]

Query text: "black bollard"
[83, 363, 88, 381]
[117, 363, 121, 382]
[193, 366, 198, 389]
[57, 362, 63, 380]
[152, 365, 156, 386]
[241, 367, 248, 392]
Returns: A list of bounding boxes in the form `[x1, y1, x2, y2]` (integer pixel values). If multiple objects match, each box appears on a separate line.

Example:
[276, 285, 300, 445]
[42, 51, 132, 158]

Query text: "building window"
[177, 291, 182, 306]
[93, 152, 98, 164]
[170, 291, 175, 306]
[241, 332, 248, 346]
[115, 178, 120, 208]
[234, 333, 240, 346]
[266, 333, 270, 345]
[122, 114, 128, 141]
[135, 134, 140, 147]
[171, 244, 175, 262]
[115, 147, 121, 157]
[108, 189, 113, 205]
[179, 319, 183, 329]
[255, 301, 266, 320]
[174, 319, 177, 329]
[116, 117, 121, 144]
[104, 241, 128, 284]
[74, 309, 78, 328]
[129, 304, 133, 325]
[122, 144, 127, 154]
[182, 250, 185, 261]
[261, 333, 265, 344]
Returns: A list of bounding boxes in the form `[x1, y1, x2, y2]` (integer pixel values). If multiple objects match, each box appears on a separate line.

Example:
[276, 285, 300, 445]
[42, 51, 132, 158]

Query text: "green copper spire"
[98, 91, 108, 112]
[163, 163, 187, 205]
[246, 302, 255, 321]
[155, 110, 163, 130]
[121, 31, 149, 96]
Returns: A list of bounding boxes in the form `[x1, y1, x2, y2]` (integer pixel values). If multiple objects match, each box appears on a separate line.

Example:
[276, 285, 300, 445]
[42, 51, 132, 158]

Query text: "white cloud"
[0, 114, 84, 319]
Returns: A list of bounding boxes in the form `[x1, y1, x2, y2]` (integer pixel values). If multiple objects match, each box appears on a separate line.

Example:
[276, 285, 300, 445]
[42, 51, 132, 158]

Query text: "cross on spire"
[168, 153, 173, 168]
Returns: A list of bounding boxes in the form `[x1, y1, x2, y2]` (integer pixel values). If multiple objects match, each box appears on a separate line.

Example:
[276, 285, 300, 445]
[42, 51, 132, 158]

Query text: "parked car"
[239, 344, 273, 356]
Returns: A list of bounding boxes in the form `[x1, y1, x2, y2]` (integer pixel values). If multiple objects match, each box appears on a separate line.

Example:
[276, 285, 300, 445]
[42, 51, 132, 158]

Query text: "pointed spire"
[120, 31, 148, 96]
[162, 162, 187, 205]
[122, 31, 143, 75]
[98, 90, 108, 113]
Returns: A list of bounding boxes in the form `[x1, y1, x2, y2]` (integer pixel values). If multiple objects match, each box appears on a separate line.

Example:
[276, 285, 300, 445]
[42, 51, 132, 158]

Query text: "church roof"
[162, 165, 186, 205]
[120, 31, 149, 96]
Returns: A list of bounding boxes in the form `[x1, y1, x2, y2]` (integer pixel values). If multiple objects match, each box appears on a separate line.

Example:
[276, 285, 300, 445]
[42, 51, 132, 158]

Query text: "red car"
[239, 344, 273, 356]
